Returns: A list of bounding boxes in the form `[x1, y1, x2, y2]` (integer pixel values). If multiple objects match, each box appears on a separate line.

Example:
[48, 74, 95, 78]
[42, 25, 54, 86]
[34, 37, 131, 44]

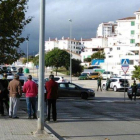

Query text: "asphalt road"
[22, 71, 140, 140]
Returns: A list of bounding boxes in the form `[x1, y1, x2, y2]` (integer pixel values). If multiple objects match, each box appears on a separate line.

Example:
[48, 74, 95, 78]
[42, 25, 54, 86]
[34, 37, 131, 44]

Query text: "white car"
[102, 71, 113, 79]
[121, 74, 132, 80]
[102, 78, 130, 92]
[45, 76, 67, 83]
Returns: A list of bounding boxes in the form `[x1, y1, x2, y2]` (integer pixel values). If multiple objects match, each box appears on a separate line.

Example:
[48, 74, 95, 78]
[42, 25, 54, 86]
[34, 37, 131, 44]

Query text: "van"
[87, 72, 100, 80]
[102, 71, 113, 79]
[78, 72, 90, 80]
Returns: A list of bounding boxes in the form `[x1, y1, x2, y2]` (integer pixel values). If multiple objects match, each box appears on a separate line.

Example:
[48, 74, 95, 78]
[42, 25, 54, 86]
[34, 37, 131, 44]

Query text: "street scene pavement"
[1, 68, 140, 140]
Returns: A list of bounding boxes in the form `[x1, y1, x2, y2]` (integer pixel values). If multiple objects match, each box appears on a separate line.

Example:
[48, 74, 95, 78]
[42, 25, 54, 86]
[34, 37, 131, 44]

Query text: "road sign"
[121, 59, 129, 74]
[36, 65, 39, 69]
[121, 59, 129, 66]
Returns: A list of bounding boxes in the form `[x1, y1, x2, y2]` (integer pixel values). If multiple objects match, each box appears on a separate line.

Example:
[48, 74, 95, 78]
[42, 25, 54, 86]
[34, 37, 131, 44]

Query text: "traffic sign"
[121, 59, 129, 66]
[121, 66, 129, 74]
[121, 59, 129, 74]
[36, 65, 39, 69]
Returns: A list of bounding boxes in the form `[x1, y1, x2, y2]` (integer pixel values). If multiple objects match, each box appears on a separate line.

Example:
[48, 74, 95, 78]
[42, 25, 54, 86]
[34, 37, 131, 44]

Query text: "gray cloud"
[20, 0, 140, 55]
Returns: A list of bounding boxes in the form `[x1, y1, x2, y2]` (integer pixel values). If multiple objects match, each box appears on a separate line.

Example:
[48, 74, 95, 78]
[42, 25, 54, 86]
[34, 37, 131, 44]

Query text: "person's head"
[14, 74, 19, 80]
[27, 75, 32, 80]
[49, 75, 54, 80]
[3, 73, 7, 78]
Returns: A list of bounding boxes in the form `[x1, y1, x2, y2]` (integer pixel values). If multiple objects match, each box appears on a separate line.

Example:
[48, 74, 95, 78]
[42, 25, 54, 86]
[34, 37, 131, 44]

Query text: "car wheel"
[102, 84, 106, 90]
[113, 86, 117, 92]
[81, 93, 88, 99]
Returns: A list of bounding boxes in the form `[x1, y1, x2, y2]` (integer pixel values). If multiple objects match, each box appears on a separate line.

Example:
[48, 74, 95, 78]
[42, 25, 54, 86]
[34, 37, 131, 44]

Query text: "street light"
[69, 19, 72, 83]
[26, 34, 30, 67]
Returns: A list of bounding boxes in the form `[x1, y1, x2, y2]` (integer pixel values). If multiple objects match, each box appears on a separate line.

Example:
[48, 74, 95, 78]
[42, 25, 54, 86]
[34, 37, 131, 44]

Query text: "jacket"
[8, 79, 22, 98]
[45, 79, 58, 99]
[23, 80, 38, 97]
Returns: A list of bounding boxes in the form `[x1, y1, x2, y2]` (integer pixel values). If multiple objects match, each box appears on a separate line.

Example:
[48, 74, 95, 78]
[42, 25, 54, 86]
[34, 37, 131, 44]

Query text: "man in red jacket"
[45, 75, 58, 122]
[23, 75, 38, 119]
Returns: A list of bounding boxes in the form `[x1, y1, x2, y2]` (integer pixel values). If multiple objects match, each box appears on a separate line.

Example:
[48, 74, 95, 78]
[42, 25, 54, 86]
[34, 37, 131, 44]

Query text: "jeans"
[26, 97, 37, 117]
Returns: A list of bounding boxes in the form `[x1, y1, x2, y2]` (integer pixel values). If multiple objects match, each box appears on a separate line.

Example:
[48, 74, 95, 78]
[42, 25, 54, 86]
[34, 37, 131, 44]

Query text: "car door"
[67, 83, 81, 97]
[58, 83, 68, 97]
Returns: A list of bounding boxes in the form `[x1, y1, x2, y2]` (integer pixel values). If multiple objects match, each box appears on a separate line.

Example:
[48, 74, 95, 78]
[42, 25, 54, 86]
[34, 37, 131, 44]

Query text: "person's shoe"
[9, 115, 12, 118]
[28, 116, 31, 119]
[33, 115, 37, 119]
[53, 120, 57, 123]
[13, 116, 19, 119]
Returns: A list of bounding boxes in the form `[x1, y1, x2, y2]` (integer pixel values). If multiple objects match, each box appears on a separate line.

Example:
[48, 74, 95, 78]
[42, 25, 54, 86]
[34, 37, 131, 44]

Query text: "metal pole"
[69, 19, 72, 83]
[36, 0, 45, 134]
[124, 74, 126, 102]
[27, 40, 28, 67]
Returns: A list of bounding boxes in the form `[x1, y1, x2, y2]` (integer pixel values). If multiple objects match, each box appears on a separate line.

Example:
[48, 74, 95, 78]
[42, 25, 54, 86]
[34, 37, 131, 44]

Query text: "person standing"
[97, 76, 102, 91]
[132, 80, 137, 101]
[0, 80, 5, 116]
[23, 75, 38, 119]
[2, 73, 9, 114]
[45, 75, 58, 122]
[8, 74, 22, 119]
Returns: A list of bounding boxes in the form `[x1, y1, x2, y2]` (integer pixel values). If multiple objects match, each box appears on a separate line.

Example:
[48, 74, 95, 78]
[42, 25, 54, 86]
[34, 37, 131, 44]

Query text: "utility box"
[24, 68, 29, 73]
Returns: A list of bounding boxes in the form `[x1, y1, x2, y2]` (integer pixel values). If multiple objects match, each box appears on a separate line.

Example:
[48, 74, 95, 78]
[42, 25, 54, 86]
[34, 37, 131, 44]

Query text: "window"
[68, 84, 76, 89]
[131, 21, 135, 26]
[117, 47, 120, 50]
[129, 60, 134, 65]
[59, 84, 66, 89]
[109, 56, 113, 58]
[110, 48, 112, 51]
[131, 30, 135, 35]
[130, 39, 135, 44]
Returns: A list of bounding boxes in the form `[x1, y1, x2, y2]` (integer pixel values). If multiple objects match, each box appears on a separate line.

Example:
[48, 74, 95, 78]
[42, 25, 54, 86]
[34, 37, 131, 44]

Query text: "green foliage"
[0, 0, 32, 64]
[32, 55, 39, 66]
[132, 65, 140, 80]
[72, 59, 84, 76]
[84, 58, 91, 62]
[45, 48, 70, 75]
[22, 56, 35, 64]
[91, 51, 106, 59]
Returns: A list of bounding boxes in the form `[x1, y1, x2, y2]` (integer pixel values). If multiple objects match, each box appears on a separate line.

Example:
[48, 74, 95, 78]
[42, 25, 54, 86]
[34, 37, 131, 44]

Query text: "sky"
[20, 0, 140, 55]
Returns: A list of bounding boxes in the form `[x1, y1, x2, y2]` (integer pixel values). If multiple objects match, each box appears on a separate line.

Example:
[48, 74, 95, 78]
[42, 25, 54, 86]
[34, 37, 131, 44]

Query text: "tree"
[72, 59, 83, 76]
[45, 48, 70, 75]
[0, 0, 32, 64]
[84, 58, 91, 62]
[132, 66, 140, 81]
[91, 51, 106, 59]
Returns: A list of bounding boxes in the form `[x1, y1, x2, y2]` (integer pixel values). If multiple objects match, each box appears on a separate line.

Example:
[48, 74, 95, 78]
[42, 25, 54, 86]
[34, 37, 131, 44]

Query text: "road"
[23, 70, 140, 140]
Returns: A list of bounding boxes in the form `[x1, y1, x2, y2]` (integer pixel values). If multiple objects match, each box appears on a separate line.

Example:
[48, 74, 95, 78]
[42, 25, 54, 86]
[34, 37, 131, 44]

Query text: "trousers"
[9, 97, 19, 117]
[47, 99, 57, 121]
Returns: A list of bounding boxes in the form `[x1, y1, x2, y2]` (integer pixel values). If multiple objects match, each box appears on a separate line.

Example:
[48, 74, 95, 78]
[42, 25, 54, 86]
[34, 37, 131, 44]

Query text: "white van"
[102, 71, 113, 79]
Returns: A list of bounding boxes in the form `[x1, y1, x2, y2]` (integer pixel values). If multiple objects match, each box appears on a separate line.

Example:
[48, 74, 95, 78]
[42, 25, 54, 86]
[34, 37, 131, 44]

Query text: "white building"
[96, 21, 117, 37]
[45, 37, 82, 55]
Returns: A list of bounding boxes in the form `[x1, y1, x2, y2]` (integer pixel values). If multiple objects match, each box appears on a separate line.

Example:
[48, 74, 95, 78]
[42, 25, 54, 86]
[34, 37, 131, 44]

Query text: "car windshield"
[81, 73, 88, 76]
[90, 73, 98, 75]
[12, 67, 16, 70]
[103, 72, 110, 74]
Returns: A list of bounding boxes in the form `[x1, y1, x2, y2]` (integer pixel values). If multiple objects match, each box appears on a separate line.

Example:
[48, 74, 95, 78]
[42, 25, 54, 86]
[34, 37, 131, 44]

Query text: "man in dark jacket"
[45, 75, 58, 122]
[132, 80, 137, 101]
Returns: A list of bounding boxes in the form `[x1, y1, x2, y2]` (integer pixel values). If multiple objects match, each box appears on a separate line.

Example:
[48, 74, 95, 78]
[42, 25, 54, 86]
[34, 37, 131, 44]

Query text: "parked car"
[121, 74, 132, 80]
[102, 71, 113, 79]
[78, 72, 90, 80]
[102, 78, 130, 92]
[87, 72, 100, 80]
[127, 83, 140, 99]
[58, 82, 95, 99]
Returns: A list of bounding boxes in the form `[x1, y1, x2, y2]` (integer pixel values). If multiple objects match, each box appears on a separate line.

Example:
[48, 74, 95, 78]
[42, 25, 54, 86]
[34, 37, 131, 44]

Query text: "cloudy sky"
[20, 0, 140, 55]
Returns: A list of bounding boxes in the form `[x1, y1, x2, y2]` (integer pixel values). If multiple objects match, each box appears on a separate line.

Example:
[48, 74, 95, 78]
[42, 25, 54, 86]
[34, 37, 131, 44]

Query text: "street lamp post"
[36, 0, 45, 134]
[69, 19, 72, 83]
[26, 34, 30, 67]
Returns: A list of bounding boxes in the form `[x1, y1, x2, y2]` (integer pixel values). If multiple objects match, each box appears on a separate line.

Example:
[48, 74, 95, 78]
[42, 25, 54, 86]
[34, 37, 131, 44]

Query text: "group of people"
[0, 73, 58, 122]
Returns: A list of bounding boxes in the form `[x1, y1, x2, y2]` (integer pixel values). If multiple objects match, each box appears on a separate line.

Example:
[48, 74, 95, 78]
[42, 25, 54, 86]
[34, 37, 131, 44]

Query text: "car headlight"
[88, 89, 94, 92]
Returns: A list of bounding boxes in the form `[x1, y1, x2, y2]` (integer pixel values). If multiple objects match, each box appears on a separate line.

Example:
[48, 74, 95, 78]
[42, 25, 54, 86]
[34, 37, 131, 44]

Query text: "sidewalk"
[0, 109, 58, 140]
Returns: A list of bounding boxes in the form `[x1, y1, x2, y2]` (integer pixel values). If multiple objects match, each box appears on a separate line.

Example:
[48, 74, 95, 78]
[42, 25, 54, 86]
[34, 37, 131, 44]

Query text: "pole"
[69, 19, 72, 83]
[36, 0, 45, 134]
[27, 40, 28, 67]
[124, 73, 126, 102]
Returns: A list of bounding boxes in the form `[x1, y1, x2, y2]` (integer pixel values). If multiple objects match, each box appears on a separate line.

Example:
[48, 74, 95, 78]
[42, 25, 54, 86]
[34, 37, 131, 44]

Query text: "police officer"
[132, 80, 137, 101]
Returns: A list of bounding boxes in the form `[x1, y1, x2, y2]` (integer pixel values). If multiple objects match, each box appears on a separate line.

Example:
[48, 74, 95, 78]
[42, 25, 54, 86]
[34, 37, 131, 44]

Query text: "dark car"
[58, 82, 95, 99]
[127, 83, 140, 99]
